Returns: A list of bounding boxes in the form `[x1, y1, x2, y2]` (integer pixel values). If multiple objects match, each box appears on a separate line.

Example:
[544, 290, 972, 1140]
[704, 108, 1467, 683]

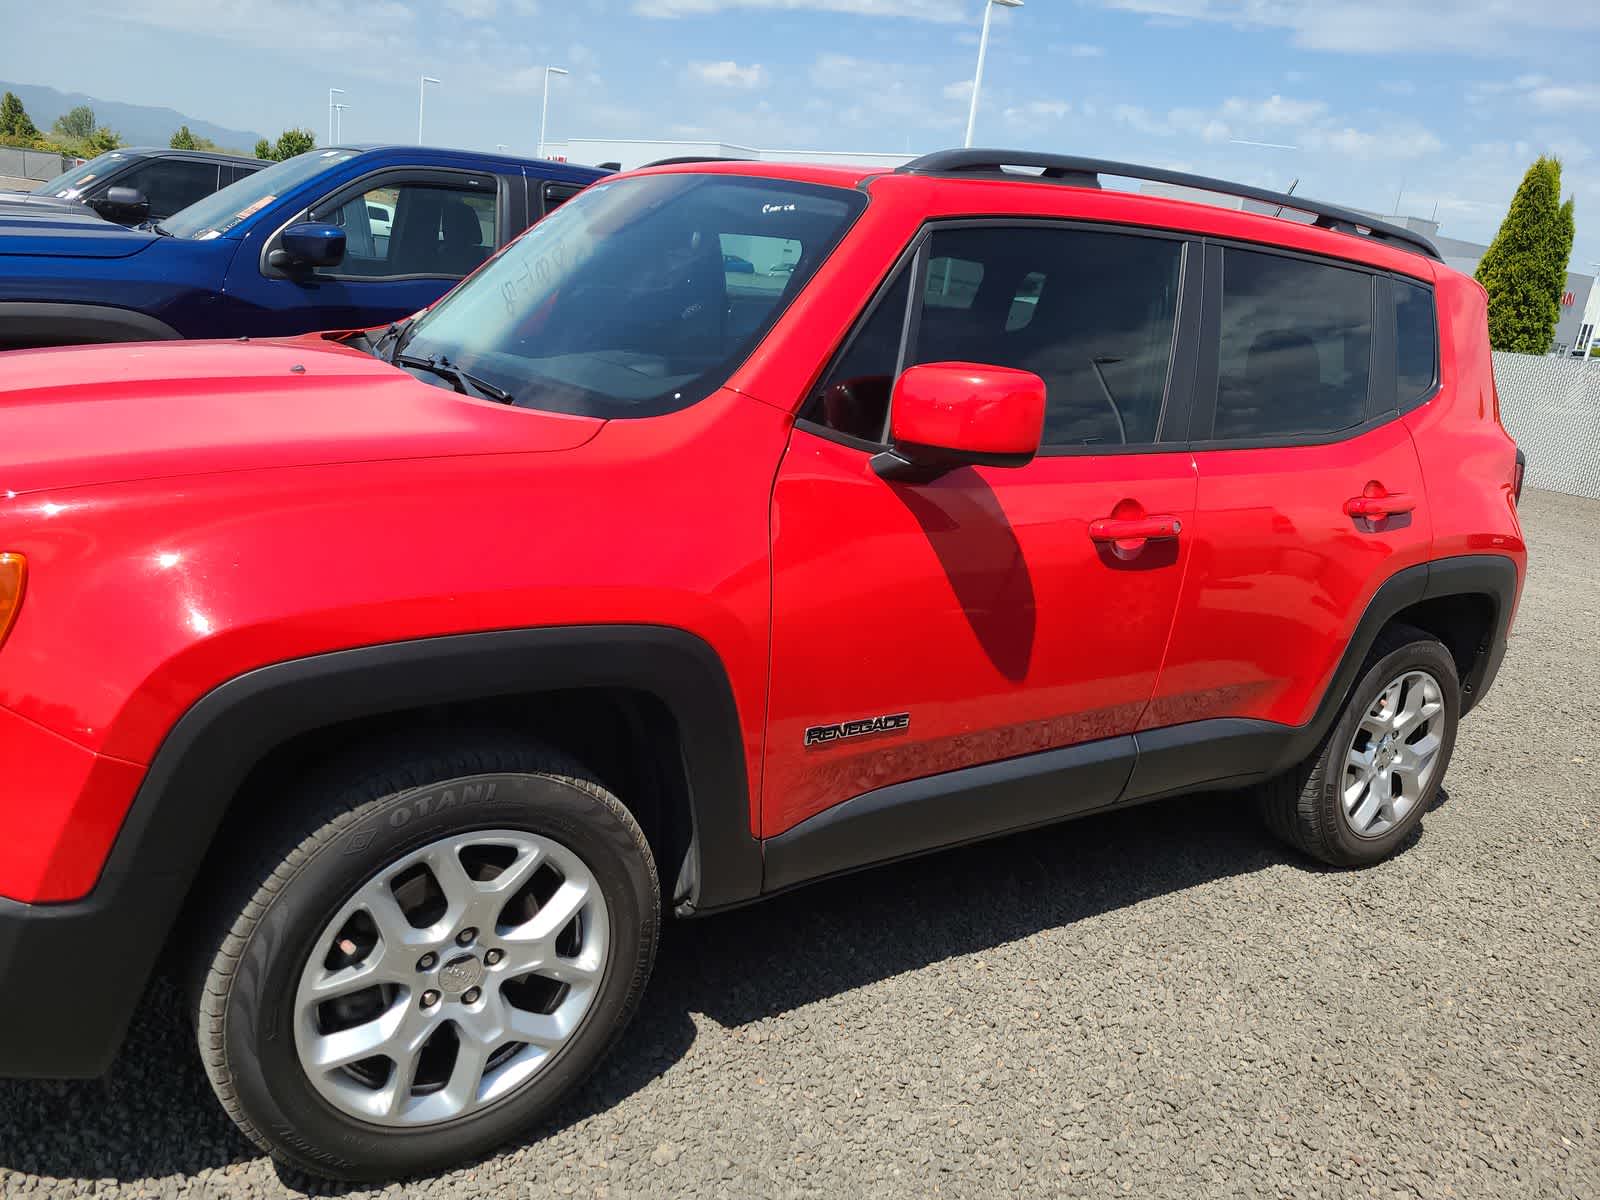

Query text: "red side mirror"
[873, 361, 1046, 480]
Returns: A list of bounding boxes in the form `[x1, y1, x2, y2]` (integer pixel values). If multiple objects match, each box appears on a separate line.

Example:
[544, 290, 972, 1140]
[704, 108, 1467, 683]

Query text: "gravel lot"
[3, 488, 1596, 1199]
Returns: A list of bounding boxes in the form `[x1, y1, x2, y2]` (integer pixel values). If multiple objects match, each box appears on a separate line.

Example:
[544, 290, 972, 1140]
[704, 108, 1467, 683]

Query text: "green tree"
[254, 129, 316, 161]
[84, 126, 122, 154]
[170, 124, 198, 150]
[274, 128, 315, 159]
[1475, 156, 1578, 354]
[53, 104, 96, 140]
[0, 91, 40, 141]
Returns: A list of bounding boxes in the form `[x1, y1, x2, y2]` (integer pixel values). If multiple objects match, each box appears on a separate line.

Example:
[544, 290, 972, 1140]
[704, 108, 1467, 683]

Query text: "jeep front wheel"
[190, 736, 659, 1180]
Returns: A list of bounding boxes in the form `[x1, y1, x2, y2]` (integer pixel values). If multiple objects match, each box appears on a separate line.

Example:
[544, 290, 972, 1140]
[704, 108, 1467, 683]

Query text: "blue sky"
[4, 0, 1597, 266]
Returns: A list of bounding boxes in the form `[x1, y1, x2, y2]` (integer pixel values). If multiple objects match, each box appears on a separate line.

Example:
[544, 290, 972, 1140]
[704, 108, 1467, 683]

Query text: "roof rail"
[896, 149, 1442, 261]
[639, 155, 752, 169]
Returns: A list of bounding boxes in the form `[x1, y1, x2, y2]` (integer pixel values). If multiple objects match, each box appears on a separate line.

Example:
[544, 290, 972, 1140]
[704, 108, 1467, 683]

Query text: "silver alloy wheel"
[294, 829, 609, 1127]
[1342, 669, 1445, 838]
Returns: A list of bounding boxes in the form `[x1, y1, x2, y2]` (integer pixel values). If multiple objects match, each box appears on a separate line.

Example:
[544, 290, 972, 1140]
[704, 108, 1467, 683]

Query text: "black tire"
[187, 732, 659, 1181]
[1256, 624, 1460, 867]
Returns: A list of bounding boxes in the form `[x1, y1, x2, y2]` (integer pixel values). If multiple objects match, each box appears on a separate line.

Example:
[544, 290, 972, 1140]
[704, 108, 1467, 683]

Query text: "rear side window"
[1214, 249, 1373, 440]
[1394, 279, 1438, 407]
[542, 181, 585, 215]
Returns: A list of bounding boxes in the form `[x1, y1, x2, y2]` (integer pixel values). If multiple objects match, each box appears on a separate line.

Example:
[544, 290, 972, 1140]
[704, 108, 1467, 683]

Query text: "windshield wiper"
[395, 352, 514, 404]
[372, 317, 415, 361]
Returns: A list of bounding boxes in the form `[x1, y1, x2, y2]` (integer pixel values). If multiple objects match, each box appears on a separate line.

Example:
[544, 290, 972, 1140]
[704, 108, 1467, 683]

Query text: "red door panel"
[1144, 419, 1432, 732]
[763, 427, 1197, 836]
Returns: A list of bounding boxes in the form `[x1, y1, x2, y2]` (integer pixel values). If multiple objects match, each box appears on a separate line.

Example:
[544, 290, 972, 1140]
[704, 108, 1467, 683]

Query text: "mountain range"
[0, 80, 266, 153]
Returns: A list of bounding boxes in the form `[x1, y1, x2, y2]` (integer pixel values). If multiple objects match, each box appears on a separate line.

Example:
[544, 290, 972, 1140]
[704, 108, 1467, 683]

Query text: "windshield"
[32, 150, 134, 198]
[396, 173, 866, 418]
[161, 148, 361, 239]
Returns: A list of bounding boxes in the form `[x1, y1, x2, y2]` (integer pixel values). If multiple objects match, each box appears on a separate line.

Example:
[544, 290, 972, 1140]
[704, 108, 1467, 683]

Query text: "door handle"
[1088, 515, 1182, 543]
[1344, 493, 1416, 518]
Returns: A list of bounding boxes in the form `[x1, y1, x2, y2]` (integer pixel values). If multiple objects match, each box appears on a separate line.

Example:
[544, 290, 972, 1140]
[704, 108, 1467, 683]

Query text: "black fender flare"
[3, 626, 757, 1078]
[1123, 552, 1521, 801]
[0, 301, 183, 350]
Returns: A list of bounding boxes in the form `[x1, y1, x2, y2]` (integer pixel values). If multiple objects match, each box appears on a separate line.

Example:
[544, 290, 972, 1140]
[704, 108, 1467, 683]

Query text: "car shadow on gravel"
[0, 789, 1321, 1191]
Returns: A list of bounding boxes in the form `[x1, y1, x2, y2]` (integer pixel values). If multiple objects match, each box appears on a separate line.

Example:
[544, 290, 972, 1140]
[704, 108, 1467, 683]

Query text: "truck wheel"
[189, 734, 659, 1181]
[1256, 625, 1460, 867]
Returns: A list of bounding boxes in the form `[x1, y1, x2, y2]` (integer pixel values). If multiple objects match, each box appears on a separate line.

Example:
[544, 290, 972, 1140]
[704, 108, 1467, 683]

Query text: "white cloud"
[1094, 0, 1600, 56]
[943, 79, 973, 102]
[1219, 94, 1326, 126]
[1004, 100, 1068, 120]
[638, 0, 963, 19]
[809, 54, 964, 133]
[444, 0, 495, 17]
[1302, 124, 1442, 159]
[1112, 94, 1441, 159]
[686, 60, 769, 88]
[1067, 43, 1105, 57]
[1004, 99, 1070, 126]
[1527, 83, 1600, 113]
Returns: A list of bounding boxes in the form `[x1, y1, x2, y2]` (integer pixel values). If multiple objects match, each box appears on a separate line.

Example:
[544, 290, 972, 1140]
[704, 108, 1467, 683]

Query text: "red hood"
[0, 335, 602, 496]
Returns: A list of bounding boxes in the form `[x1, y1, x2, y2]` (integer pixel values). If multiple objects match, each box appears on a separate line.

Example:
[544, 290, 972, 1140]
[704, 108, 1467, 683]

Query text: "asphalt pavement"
[2, 487, 1596, 1198]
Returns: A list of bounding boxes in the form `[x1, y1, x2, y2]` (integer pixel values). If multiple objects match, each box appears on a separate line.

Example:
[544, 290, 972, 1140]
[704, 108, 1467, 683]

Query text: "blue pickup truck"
[0, 145, 606, 349]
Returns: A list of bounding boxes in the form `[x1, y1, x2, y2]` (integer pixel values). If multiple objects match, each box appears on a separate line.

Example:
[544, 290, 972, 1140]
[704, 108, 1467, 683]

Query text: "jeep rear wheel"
[1256, 625, 1460, 867]
[189, 735, 659, 1181]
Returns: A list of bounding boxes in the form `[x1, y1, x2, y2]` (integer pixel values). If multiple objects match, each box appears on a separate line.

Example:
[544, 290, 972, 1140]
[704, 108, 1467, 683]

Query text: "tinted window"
[809, 267, 912, 442]
[221, 164, 259, 187]
[162, 149, 362, 239]
[808, 225, 1183, 448]
[31, 150, 133, 197]
[317, 182, 497, 279]
[542, 182, 585, 214]
[1215, 249, 1373, 439]
[395, 174, 865, 418]
[117, 160, 219, 218]
[924, 254, 983, 309]
[1395, 279, 1438, 406]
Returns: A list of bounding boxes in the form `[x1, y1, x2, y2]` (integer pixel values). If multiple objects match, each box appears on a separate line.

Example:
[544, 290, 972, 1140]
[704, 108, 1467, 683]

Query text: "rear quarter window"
[1394, 278, 1439, 408]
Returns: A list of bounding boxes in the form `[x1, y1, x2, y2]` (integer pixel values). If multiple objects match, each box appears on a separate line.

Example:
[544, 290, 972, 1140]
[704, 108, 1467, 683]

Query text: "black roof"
[115, 146, 264, 167]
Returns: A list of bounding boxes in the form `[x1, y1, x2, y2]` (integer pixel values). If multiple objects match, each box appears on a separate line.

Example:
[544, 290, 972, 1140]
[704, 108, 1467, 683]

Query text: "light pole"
[417, 76, 440, 144]
[333, 103, 350, 142]
[327, 87, 345, 146]
[963, 0, 1022, 149]
[538, 66, 568, 160]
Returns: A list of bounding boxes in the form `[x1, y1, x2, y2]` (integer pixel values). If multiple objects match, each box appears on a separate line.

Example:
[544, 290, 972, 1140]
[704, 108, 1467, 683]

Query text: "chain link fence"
[1493, 351, 1600, 501]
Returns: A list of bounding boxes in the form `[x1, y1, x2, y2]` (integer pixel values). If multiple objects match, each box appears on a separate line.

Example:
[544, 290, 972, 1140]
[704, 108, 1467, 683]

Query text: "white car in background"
[365, 199, 393, 239]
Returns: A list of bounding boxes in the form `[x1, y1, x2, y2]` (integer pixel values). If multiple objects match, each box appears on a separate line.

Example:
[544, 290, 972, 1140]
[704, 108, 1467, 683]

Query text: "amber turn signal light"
[0, 553, 25, 649]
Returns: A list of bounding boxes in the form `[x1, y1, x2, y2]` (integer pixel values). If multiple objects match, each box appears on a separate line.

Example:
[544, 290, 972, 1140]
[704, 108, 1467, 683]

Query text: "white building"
[544, 138, 914, 172]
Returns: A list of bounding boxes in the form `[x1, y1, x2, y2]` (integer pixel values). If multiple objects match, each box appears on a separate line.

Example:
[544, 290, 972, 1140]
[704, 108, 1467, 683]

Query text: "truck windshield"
[161, 148, 361, 240]
[32, 150, 133, 198]
[394, 172, 866, 419]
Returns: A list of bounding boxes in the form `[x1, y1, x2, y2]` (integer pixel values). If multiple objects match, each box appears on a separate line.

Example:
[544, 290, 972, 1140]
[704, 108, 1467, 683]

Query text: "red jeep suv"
[0, 151, 1525, 1179]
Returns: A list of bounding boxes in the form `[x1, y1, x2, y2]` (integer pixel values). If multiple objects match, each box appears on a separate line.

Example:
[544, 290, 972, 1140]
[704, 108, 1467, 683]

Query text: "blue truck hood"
[0, 208, 160, 259]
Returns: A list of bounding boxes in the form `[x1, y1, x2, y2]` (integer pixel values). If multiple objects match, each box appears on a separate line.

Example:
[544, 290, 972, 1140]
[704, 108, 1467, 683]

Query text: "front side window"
[394, 173, 865, 418]
[316, 181, 497, 279]
[117, 159, 219, 218]
[32, 150, 131, 198]
[1394, 278, 1438, 407]
[1214, 249, 1373, 439]
[807, 225, 1184, 448]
